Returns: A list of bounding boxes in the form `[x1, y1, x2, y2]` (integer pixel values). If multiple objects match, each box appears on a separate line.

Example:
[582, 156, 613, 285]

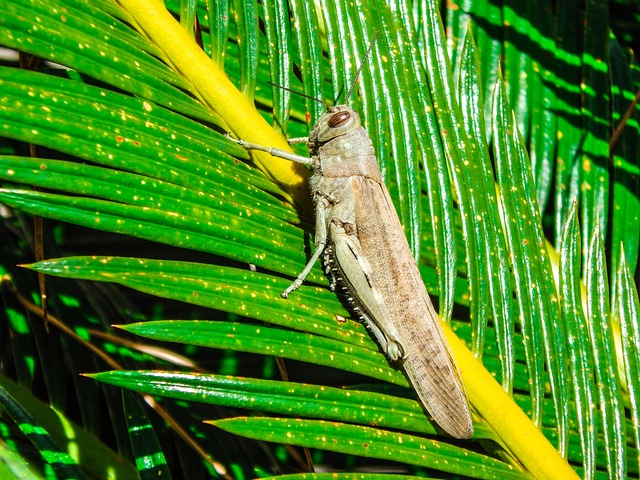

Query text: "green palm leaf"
[0, 0, 638, 478]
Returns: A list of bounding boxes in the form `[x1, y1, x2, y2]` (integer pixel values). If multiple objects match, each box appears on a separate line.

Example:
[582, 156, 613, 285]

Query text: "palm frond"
[0, 0, 638, 478]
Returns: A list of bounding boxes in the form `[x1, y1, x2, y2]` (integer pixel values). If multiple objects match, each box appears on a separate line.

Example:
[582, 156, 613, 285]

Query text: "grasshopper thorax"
[313, 105, 362, 143]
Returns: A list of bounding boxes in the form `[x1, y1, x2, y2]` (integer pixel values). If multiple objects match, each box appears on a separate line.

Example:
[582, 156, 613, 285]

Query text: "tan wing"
[351, 176, 473, 439]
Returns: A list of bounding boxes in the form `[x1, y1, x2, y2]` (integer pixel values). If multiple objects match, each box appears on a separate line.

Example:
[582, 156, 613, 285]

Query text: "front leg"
[281, 197, 330, 298]
[228, 136, 313, 165]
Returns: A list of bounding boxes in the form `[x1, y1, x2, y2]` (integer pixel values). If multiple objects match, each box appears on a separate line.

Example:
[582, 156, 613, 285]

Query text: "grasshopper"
[230, 50, 473, 439]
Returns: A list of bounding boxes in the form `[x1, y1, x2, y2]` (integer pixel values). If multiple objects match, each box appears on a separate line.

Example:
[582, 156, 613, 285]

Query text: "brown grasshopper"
[230, 48, 473, 439]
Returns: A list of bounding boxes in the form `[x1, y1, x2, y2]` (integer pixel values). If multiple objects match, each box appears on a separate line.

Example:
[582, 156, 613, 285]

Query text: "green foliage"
[0, 0, 639, 479]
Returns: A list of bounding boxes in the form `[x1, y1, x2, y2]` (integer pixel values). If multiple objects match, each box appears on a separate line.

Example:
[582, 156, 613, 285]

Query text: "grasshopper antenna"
[267, 81, 327, 107]
[267, 31, 380, 110]
[344, 31, 381, 104]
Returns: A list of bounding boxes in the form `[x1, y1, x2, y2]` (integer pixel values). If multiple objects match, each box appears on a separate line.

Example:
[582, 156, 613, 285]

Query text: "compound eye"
[328, 110, 351, 128]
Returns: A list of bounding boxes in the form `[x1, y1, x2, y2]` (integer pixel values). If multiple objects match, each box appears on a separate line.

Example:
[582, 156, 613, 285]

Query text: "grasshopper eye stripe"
[328, 111, 352, 128]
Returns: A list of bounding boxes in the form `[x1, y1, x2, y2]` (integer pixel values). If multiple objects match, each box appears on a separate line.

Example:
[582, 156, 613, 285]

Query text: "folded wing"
[351, 175, 473, 439]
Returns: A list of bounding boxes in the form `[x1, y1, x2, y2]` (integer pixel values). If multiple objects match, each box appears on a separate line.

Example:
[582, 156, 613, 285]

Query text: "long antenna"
[267, 32, 381, 109]
[344, 31, 381, 104]
[267, 81, 327, 106]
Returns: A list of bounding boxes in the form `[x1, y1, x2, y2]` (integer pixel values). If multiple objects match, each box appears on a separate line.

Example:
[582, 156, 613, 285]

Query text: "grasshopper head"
[314, 105, 362, 143]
